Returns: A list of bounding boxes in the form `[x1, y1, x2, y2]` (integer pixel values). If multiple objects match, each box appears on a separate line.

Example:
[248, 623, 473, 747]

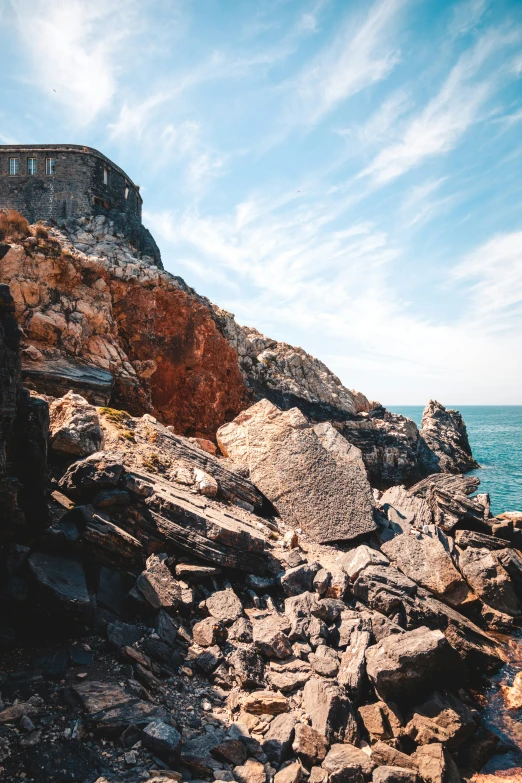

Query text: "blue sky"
[1, 0, 521, 405]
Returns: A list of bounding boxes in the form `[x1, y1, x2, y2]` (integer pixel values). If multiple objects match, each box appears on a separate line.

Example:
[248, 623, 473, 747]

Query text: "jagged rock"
[314, 569, 331, 596]
[419, 401, 478, 475]
[269, 657, 312, 693]
[372, 768, 417, 783]
[303, 678, 357, 744]
[263, 713, 296, 765]
[253, 613, 293, 659]
[82, 513, 144, 569]
[241, 690, 288, 715]
[136, 554, 182, 614]
[73, 681, 167, 735]
[365, 627, 460, 700]
[207, 588, 243, 624]
[412, 743, 460, 783]
[337, 625, 371, 702]
[339, 546, 390, 581]
[196, 645, 223, 674]
[310, 645, 340, 677]
[229, 617, 253, 643]
[142, 720, 182, 762]
[337, 409, 424, 489]
[455, 529, 508, 551]
[59, 452, 124, 501]
[409, 474, 486, 533]
[381, 529, 472, 607]
[193, 617, 227, 647]
[322, 743, 375, 783]
[211, 738, 248, 766]
[175, 562, 222, 580]
[358, 701, 402, 743]
[233, 758, 267, 783]
[155, 610, 179, 647]
[457, 547, 521, 617]
[285, 592, 320, 640]
[27, 552, 90, 621]
[229, 647, 265, 689]
[217, 401, 376, 544]
[292, 723, 327, 767]
[49, 391, 103, 456]
[107, 621, 142, 649]
[274, 761, 302, 783]
[406, 690, 476, 748]
[370, 743, 418, 772]
[281, 563, 323, 596]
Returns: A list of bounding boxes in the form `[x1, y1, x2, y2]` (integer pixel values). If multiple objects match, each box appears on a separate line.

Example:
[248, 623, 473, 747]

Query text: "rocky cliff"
[0, 214, 475, 487]
[0, 211, 520, 783]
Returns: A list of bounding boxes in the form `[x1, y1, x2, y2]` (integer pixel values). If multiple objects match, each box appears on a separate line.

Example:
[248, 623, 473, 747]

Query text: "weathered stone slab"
[217, 400, 376, 543]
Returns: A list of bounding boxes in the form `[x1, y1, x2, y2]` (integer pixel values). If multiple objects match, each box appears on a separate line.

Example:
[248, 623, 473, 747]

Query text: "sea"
[388, 406, 522, 516]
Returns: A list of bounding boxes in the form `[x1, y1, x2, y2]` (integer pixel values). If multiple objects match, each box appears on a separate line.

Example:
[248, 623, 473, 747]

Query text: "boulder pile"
[0, 337, 521, 782]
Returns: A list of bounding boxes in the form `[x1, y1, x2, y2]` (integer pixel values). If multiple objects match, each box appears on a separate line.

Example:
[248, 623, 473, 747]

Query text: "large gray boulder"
[365, 626, 460, 700]
[217, 400, 376, 543]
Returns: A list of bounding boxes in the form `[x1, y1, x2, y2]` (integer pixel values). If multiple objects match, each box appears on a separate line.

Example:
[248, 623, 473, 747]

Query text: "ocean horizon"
[389, 405, 522, 515]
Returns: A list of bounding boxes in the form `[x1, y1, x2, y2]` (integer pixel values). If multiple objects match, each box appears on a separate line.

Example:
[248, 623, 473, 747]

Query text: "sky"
[0, 0, 521, 405]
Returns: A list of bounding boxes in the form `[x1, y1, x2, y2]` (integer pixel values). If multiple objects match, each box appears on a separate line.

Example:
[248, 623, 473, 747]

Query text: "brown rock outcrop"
[0, 225, 248, 438]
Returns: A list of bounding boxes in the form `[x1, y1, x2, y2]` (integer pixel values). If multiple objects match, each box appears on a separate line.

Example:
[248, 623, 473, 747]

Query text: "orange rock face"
[0, 232, 248, 439]
[109, 279, 248, 436]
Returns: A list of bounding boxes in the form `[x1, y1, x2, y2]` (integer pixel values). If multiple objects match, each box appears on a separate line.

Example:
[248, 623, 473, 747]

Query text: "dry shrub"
[0, 209, 31, 241]
[34, 224, 49, 240]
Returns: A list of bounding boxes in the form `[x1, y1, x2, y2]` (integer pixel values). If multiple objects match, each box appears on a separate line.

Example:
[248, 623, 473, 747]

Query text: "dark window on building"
[9, 158, 19, 176]
[27, 158, 37, 175]
[46, 158, 55, 175]
[124, 183, 129, 199]
[103, 166, 109, 185]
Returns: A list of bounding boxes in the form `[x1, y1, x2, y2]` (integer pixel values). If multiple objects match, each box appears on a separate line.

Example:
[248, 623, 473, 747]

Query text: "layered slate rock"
[365, 627, 461, 700]
[59, 453, 270, 575]
[217, 400, 376, 544]
[72, 680, 167, 735]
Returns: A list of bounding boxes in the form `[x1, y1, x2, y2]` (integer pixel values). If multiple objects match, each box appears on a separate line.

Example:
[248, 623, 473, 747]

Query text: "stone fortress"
[0, 143, 161, 267]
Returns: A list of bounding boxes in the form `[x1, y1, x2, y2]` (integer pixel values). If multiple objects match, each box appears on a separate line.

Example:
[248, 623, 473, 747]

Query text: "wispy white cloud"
[289, 0, 405, 127]
[448, 0, 490, 39]
[8, 0, 140, 126]
[360, 28, 519, 185]
[451, 231, 522, 329]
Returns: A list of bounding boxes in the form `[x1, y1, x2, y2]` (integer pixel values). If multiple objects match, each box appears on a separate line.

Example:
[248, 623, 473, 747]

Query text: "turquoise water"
[388, 406, 522, 516]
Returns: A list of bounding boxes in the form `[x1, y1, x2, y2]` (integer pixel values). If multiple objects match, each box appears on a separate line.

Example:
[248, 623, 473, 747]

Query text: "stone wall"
[0, 145, 161, 267]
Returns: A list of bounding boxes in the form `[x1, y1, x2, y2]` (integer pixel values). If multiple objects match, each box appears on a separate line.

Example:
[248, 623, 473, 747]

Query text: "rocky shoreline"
[0, 214, 521, 783]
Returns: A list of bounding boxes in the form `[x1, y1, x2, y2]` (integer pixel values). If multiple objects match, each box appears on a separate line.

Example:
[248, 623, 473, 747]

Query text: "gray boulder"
[217, 400, 376, 544]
